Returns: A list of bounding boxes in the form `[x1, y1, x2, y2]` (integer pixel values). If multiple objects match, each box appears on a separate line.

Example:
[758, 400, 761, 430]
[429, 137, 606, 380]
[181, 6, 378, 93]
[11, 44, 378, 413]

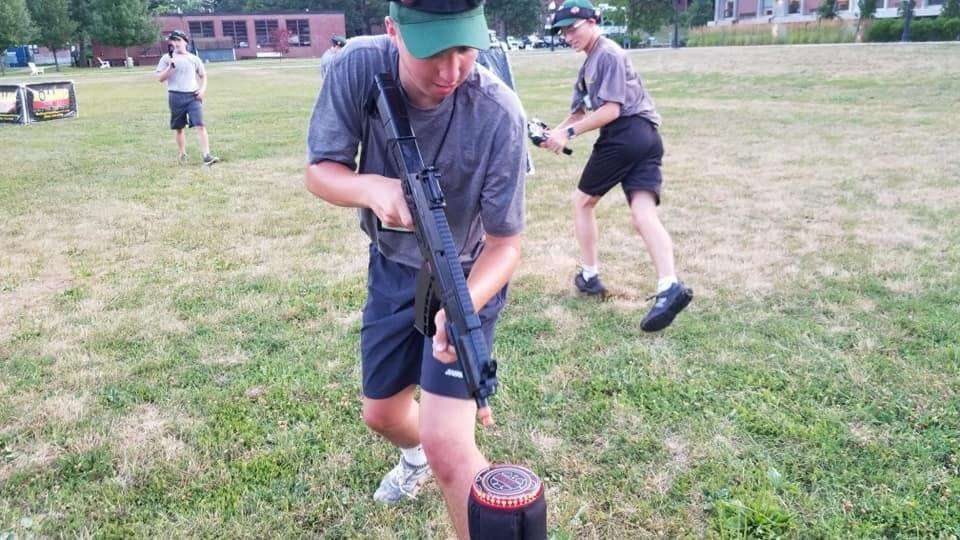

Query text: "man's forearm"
[569, 102, 620, 136]
[305, 160, 380, 209]
[466, 235, 521, 311]
[199, 75, 207, 94]
[556, 110, 585, 131]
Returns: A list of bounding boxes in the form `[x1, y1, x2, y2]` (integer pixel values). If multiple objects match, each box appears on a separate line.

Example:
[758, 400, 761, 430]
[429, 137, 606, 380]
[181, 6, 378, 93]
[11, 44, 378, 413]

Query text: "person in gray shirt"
[155, 30, 219, 166]
[304, 1, 526, 536]
[539, 0, 692, 332]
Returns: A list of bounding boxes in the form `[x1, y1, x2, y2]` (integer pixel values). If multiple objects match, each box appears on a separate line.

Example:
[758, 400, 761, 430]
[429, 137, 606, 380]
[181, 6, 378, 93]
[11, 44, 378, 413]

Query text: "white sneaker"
[373, 456, 432, 504]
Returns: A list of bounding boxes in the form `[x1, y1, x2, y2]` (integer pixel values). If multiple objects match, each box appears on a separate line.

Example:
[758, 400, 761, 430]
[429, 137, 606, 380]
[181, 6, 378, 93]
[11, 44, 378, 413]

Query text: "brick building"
[711, 0, 944, 24]
[93, 11, 345, 66]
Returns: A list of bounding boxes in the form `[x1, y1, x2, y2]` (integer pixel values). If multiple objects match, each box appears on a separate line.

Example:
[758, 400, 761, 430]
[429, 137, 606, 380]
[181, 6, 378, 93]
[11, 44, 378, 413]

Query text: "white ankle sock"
[581, 264, 599, 280]
[657, 276, 678, 294]
[401, 444, 428, 467]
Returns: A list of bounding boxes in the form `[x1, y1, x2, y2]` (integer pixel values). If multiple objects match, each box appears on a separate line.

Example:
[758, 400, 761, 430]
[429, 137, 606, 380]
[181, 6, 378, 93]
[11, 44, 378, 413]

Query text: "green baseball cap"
[389, 2, 490, 59]
[550, 0, 600, 33]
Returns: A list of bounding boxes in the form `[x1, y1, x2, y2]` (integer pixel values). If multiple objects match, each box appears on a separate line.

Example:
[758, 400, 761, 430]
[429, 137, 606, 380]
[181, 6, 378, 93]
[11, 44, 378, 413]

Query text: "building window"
[188, 21, 215, 38]
[724, 0, 734, 16]
[788, 0, 801, 12]
[762, 0, 774, 14]
[255, 20, 279, 46]
[222, 21, 249, 48]
[928, 0, 943, 5]
[285, 19, 311, 46]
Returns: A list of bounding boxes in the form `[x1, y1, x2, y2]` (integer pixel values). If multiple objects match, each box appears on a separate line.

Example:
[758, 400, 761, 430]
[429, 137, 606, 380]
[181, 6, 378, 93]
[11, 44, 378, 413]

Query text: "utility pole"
[672, 0, 681, 48]
[548, 1, 557, 52]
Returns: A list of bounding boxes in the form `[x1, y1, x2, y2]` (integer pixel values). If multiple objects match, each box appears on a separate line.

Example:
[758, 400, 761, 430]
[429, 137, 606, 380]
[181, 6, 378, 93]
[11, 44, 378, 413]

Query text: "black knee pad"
[467, 465, 547, 540]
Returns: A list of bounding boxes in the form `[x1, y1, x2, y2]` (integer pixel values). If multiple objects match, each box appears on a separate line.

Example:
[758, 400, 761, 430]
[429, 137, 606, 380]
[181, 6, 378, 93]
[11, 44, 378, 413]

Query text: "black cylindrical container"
[467, 465, 547, 540]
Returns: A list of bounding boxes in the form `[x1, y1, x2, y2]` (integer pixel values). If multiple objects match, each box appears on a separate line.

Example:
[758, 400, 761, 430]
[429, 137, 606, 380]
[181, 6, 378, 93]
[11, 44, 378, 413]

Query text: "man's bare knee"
[362, 401, 406, 434]
[420, 429, 464, 486]
[572, 190, 599, 210]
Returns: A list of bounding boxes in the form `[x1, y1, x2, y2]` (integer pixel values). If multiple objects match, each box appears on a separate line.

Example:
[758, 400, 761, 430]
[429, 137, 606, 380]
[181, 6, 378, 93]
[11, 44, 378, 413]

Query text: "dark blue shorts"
[361, 244, 507, 400]
[168, 91, 204, 130]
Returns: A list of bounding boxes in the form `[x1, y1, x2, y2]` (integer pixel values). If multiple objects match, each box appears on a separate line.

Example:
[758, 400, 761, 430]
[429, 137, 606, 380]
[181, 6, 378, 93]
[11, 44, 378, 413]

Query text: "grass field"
[2, 43, 959, 537]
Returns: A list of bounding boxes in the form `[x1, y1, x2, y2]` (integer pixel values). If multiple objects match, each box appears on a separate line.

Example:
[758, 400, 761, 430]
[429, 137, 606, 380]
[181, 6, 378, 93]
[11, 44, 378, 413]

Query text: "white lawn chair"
[28, 62, 45, 76]
[97, 57, 111, 69]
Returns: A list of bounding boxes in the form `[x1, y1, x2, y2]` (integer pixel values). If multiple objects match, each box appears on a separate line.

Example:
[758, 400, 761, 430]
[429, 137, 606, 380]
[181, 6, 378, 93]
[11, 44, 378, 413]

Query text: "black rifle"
[367, 73, 498, 414]
[527, 118, 572, 155]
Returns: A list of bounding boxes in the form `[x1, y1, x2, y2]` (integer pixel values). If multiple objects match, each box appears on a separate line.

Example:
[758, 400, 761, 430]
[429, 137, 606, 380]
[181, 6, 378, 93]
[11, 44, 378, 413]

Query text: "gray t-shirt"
[155, 52, 205, 93]
[570, 36, 661, 127]
[319, 48, 337, 80]
[307, 35, 527, 269]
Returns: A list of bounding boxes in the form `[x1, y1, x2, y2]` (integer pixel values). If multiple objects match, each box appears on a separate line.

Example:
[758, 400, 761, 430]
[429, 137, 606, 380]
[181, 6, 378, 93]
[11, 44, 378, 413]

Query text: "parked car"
[523, 35, 544, 49]
[488, 30, 506, 50]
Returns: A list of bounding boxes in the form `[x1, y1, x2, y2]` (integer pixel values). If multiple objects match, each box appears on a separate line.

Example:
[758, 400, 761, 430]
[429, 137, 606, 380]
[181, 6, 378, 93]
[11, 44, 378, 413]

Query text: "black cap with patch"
[168, 29, 189, 42]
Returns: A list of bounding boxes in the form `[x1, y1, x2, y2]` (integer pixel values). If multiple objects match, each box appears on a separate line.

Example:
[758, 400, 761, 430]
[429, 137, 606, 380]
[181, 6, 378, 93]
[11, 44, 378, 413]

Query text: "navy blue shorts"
[168, 91, 204, 130]
[578, 115, 663, 205]
[361, 244, 507, 400]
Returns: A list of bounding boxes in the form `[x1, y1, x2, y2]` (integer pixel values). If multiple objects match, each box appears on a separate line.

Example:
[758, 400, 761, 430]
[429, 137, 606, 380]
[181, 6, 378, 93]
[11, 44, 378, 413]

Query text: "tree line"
[0, 0, 722, 75]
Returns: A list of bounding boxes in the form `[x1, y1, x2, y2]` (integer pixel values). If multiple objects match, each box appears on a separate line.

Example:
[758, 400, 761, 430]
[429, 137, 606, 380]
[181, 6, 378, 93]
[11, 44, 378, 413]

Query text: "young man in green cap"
[539, 0, 692, 332]
[304, 1, 526, 536]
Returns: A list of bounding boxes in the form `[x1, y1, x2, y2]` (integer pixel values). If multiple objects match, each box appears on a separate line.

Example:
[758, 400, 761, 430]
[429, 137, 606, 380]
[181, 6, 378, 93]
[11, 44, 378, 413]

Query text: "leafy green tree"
[485, 0, 542, 37]
[27, 0, 77, 71]
[149, 0, 216, 13]
[941, 0, 960, 19]
[70, 0, 97, 66]
[0, 0, 35, 75]
[817, 0, 839, 19]
[613, 0, 674, 35]
[683, 0, 715, 28]
[91, 0, 159, 60]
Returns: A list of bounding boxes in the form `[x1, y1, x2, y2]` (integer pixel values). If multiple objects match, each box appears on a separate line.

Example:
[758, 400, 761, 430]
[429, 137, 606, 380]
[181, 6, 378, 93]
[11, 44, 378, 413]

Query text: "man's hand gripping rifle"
[367, 73, 499, 425]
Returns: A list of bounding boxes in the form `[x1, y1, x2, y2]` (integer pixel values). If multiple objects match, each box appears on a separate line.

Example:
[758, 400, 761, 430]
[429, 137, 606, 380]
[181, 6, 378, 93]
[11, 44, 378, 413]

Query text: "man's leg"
[196, 126, 211, 157]
[629, 190, 693, 331]
[572, 188, 601, 268]
[362, 385, 420, 448]
[175, 129, 186, 157]
[628, 190, 675, 280]
[572, 189, 608, 296]
[420, 391, 488, 539]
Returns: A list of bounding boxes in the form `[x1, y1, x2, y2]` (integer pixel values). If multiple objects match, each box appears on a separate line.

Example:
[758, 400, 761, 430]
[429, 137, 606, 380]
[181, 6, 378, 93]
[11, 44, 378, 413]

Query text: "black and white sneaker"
[641, 282, 693, 332]
[202, 153, 220, 166]
[575, 272, 608, 298]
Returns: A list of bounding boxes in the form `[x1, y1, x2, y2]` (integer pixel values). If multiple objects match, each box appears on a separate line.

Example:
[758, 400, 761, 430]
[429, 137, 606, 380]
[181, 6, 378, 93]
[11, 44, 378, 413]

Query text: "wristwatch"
[565, 125, 576, 139]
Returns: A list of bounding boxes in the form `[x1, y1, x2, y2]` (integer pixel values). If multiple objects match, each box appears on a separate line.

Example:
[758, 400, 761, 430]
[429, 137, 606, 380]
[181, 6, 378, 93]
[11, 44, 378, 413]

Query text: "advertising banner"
[24, 81, 78, 122]
[0, 85, 26, 125]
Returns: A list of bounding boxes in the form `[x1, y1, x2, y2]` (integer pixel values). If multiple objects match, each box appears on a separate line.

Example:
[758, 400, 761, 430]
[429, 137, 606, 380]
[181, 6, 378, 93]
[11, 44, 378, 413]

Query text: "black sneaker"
[202, 153, 220, 166]
[641, 282, 693, 332]
[575, 272, 608, 298]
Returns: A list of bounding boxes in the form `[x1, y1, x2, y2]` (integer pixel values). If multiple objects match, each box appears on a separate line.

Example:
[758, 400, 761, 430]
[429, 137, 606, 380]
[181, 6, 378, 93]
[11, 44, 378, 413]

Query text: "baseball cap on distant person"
[168, 29, 189, 42]
[388, 0, 489, 59]
[550, 0, 601, 33]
